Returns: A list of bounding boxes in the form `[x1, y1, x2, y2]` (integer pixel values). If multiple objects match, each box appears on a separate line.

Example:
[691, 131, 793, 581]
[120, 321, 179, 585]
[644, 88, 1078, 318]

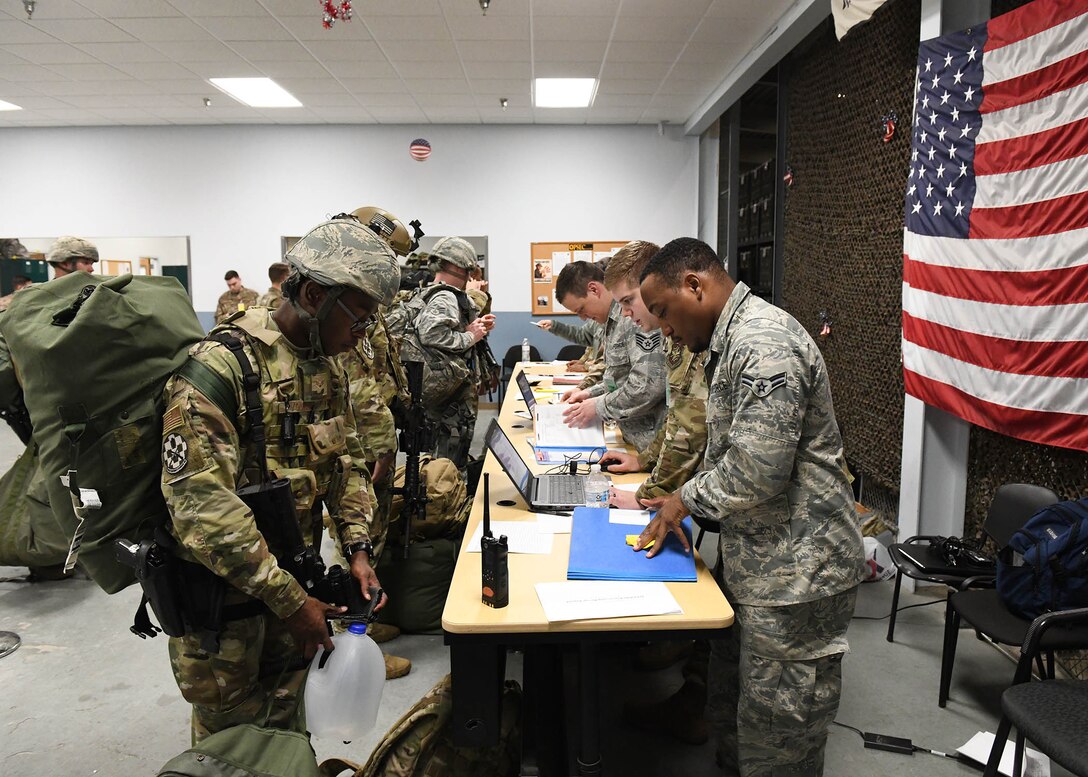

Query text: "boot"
[634, 639, 694, 671]
[384, 654, 412, 680]
[367, 622, 401, 644]
[622, 680, 708, 745]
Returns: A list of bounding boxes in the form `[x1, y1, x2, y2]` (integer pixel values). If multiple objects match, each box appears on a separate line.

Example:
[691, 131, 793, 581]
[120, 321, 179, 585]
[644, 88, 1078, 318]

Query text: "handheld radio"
[480, 474, 509, 608]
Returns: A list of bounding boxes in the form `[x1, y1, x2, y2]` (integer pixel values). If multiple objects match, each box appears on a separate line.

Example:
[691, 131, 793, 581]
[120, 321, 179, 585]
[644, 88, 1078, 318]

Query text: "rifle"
[393, 361, 433, 558]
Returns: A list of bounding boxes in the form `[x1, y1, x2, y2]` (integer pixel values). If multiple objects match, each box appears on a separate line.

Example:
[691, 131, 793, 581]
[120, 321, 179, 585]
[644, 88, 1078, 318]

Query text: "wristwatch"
[343, 541, 373, 561]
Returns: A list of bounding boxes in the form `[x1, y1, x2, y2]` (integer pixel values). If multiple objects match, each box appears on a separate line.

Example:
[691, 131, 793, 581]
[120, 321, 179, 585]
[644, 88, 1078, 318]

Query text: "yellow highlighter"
[626, 534, 655, 551]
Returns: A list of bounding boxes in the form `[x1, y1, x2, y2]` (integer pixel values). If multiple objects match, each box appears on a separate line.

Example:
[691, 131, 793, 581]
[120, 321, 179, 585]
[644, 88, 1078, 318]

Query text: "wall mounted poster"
[530, 241, 629, 315]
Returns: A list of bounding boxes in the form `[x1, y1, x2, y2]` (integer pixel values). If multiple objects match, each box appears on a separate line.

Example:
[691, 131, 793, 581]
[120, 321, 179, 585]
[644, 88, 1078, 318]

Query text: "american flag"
[902, 0, 1088, 452]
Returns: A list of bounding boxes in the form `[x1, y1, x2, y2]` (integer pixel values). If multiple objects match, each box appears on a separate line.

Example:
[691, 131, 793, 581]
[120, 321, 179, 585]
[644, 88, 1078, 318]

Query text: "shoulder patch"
[361, 336, 374, 361]
[162, 404, 184, 435]
[740, 372, 787, 398]
[665, 340, 683, 369]
[635, 331, 661, 353]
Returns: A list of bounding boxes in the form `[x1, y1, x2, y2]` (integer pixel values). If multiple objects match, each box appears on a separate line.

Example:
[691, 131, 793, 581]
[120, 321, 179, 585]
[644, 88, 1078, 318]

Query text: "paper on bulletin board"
[572, 249, 592, 263]
[554, 290, 572, 313]
[593, 251, 612, 262]
[552, 251, 571, 275]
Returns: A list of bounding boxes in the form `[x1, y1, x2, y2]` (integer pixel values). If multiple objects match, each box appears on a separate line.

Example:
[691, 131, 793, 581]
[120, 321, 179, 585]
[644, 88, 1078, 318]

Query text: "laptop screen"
[516, 370, 536, 411]
[485, 418, 533, 503]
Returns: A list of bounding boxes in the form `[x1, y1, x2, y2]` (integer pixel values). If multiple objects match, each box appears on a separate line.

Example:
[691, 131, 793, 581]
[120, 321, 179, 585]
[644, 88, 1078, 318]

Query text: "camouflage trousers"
[425, 397, 477, 471]
[168, 612, 306, 744]
[709, 586, 857, 777]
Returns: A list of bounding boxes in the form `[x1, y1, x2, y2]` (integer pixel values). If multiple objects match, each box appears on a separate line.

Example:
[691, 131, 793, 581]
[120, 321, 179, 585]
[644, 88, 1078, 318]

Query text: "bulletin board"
[530, 241, 629, 315]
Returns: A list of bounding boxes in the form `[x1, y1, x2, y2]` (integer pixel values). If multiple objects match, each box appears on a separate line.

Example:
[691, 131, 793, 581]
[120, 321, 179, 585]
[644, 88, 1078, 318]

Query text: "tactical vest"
[388, 284, 476, 407]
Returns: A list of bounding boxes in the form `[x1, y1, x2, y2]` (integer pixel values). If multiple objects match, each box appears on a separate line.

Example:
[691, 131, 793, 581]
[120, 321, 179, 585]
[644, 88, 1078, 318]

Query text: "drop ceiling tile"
[612, 15, 703, 42]
[298, 91, 359, 106]
[473, 93, 527, 108]
[76, 42, 170, 63]
[365, 105, 427, 123]
[475, 110, 533, 123]
[308, 106, 376, 121]
[0, 48, 29, 65]
[190, 16, 294, 42]
[680, 42, 742, 64]
[647, 94, 701, 111]
[31, 19, 136, 43]
[383, 40, 459, 61]
[252, 60, 331, 79]
[600, 60, 671, 81]
[143, 79, 218, 95]
[446, 15, 529, 41]
[272, 77, 348, 95]
[534, 109, 589, 124]
[668, 61, 724, 81]
[438, 0, 529, 15]
[2, 64, 71, 82]
[463, 60, 530, 79]
[185, 60, 263, 78]
[532, 0, 621, 17]
[594, 92, 658, 107]
[605, 40, 686, 62]
[363, 17, 451, 41]
[15, 0, 97, 19]
[337, 0, 445, 15]
[534, 61, 603, 79]
[0, 20, 62, 44]
[532, 16, 614, 41]
[173, 0, 268, 16]
[658, 77, 714, 95]
[276, 16, 373, 41]
[393, 60, 464, 79]
[302, 39, 384, 61]
[147, 39, 239, 60]
[414, 92, 479, 108]
[457, 40, 529, 62]
[352, 91, 415, 106]
[0, 84, 37, 97]
[399, 77, 471, 94]
[470, 79, 531, 96]
[534, 40, 606, 62]
[229, 40, 314, 61]
[621, 0, 713, 16]
[323, 60, 399, 79]
[2, 42, 100, 64]
[422, 107, 480, 122]
[45, 63, 130, 80]
[74, 0, 183, 17]
[595, 79, 658, 95]
[337, 77, 405, 93]
[705, 0, 784, 17]
[108, 17, 213, 42]
[3, 94, 71, 109]
[113, 60, 201, 79]
[587, 107, 646, 122]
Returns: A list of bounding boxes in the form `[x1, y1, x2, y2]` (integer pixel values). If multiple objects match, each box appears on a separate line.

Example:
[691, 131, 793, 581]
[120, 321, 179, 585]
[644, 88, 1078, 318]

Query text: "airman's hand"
[636, 492, 691, 559]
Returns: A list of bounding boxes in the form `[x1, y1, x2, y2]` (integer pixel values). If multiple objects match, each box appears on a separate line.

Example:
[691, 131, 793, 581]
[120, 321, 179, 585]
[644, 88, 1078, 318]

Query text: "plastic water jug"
[305, 622, 386, 743]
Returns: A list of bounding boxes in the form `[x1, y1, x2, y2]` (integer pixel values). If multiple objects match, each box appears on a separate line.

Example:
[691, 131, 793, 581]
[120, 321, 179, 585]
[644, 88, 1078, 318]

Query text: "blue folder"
[567, 507, 697, 582]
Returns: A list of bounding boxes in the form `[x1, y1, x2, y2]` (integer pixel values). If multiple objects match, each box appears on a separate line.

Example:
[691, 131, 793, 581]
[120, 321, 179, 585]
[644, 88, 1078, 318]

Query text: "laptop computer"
[484, 418, 593, 509]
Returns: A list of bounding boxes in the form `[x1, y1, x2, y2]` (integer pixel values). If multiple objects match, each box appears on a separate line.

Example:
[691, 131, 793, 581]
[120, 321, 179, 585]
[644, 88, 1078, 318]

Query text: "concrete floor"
[0, 416, 1072, 776]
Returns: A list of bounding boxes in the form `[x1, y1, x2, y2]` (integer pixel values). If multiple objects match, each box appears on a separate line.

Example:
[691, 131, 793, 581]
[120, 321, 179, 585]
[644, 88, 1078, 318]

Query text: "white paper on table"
[957, 732, 1050, 777]
[513, 409, 532, 419]
[535, 405, 606, 449]
[466, 521, 554, 555]
[607, 508, 652, 526]
[549, 360, 568, 366]
[533, 513, 572, 533]
[614, 482, 641, 492]
[535, 581, 682, 622]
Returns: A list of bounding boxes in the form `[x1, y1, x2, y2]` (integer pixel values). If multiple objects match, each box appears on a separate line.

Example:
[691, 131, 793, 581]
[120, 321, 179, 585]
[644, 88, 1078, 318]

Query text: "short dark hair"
[224, 270, 239, 281]
[640, 238, 726, 288]
[268, 262, 289, 284]
[555, 260, 604, 303]
[13, 275, 30, 285]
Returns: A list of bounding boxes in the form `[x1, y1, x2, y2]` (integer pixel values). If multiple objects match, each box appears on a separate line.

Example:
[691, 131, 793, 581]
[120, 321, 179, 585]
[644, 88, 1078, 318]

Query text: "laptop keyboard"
[537, 475, 585, 505]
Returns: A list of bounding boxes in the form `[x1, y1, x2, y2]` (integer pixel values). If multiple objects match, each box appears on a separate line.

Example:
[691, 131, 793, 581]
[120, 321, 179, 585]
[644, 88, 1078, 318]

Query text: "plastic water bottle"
[521, 337, 531, 364]
[304, 622, 386, 743]
[584, 464, 610, 507]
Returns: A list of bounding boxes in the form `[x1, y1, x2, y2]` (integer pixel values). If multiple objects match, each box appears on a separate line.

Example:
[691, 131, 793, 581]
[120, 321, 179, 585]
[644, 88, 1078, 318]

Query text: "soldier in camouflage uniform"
[46, 236, 98, 277]
[537, 318, 603, 376]
[256, 262, 288, 309]
[637, 238, 864, 777]
[161, 219, 398, 742]
[398, 237, 495, 470]
[214, 270, 259, 323]
[556, 251, 666, 451]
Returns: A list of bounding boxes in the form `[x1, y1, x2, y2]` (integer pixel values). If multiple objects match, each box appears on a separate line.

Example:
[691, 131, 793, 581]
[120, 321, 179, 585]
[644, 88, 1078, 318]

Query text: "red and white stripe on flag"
[902, 0, 1088, 452]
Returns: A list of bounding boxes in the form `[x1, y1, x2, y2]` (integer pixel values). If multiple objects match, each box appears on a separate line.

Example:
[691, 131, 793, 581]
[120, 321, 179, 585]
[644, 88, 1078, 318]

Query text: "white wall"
[0, 124, 698, 313]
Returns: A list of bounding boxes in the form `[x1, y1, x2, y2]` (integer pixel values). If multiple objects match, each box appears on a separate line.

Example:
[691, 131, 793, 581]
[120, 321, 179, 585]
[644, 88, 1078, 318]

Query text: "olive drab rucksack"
[320, 674, 521, 777]
[0, 273, 205, 593]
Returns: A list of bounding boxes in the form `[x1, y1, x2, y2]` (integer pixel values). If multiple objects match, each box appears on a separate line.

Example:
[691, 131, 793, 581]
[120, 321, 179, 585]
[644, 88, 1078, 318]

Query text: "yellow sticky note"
[626, 534, 654, 550]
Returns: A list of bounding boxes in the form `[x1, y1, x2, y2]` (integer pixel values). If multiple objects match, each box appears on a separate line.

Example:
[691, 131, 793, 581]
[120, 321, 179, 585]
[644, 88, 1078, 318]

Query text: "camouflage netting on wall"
[781, 0, 919, 494]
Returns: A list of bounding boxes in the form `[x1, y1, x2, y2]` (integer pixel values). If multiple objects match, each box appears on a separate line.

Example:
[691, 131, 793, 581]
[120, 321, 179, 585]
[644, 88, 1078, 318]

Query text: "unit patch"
[361, 336, 374, 361]
[666, 341, 683, 370]
[636, 331, 662, 353]
[740, 372, 787, 398]
[162, 432, 189, 475]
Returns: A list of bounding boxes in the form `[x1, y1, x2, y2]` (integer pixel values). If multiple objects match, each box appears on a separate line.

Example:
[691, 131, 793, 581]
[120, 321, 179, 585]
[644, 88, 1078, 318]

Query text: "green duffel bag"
[0, 273, 205, 593]
[0, 443, 70, 570]
[157, 724, 323, 777]
[375, 537, 459, 634]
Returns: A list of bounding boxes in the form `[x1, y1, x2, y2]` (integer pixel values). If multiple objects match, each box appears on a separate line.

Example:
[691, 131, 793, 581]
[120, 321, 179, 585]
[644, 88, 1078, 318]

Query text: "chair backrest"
[501, 344, 541, 369]
[982, 483, 1060, 548]
[556, 344, 584, 361]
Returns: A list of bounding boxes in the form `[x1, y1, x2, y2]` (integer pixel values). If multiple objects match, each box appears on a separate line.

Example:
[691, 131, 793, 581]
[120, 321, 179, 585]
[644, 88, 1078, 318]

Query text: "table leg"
[449, 641, 506, 747]
[522, 644, 568, 777]
[577, 641, 602, 775]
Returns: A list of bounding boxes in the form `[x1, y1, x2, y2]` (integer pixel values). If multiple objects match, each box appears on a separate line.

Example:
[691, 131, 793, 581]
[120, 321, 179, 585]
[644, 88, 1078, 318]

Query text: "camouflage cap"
[432, 236, 478, 272]
[285, 219, 401, 306]
[47, 236, 98, 265]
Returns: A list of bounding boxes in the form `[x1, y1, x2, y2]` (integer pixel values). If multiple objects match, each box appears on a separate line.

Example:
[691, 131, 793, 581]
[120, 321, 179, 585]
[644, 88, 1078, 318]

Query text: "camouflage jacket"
[214, 287, 259, 323]
[161, 309, 373, 620]
[368, 307, 410, 410]
[679, 283, 864, 606]
[635, 337, 709, 502]
[339, 342, 397, 464]
[550, 319, 604, 387]
[585, 302, 666, 450]
[256, 286, 283, 310]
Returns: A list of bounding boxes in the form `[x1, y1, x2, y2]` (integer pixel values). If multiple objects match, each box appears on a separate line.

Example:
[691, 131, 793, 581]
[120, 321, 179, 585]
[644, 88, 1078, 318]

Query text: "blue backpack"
[996, 498, 1088, 620]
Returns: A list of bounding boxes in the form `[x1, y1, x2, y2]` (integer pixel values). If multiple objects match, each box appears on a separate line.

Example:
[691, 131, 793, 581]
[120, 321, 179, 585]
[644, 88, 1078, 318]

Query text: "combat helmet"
[348, 206, 422, 257]
[431, 236, 478, 272]
[47, 236, 98, 266]
[284, 219, 401, 356]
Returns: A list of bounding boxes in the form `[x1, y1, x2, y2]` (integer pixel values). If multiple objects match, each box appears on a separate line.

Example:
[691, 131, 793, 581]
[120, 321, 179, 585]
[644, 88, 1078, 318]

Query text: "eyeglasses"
[335, 298, 373, 334]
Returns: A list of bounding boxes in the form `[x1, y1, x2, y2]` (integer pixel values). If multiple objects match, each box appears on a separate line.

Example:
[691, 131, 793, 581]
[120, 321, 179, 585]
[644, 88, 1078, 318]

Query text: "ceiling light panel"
[209, 77, 302, 107]
[534, 78, 597, 108]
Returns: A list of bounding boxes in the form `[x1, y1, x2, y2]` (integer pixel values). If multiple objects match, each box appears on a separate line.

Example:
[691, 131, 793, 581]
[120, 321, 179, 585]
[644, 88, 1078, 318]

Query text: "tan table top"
[441, 365, 734, 636]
